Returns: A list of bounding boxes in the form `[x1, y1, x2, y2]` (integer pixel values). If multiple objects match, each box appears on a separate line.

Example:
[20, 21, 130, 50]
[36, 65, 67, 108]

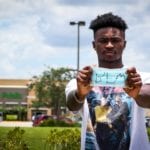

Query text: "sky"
[0, 0, 150, 79]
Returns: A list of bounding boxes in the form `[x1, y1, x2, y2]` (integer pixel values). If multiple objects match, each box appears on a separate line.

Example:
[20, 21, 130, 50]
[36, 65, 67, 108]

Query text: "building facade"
[0, 79, 51, 121]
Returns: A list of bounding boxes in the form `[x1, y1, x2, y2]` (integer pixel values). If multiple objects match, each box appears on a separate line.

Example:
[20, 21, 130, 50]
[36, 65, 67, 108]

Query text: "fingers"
[76, 66, 93, 99]
[126, 67, 142, 88]
[76, 66, 92, 85]
[126, 67, 136, 74]
[128, 74, 142, 86]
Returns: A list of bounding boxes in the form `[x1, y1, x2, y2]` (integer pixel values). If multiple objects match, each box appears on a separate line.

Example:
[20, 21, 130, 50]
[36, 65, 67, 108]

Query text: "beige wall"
[0, 79, 29, 86]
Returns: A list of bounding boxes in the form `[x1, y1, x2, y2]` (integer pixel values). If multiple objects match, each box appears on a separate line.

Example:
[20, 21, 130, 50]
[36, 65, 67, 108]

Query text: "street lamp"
[69, 21, 86, 71]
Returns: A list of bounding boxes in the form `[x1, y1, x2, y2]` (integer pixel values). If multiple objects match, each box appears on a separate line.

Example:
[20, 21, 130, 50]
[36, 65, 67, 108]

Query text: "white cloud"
[0, 0, 149, 79]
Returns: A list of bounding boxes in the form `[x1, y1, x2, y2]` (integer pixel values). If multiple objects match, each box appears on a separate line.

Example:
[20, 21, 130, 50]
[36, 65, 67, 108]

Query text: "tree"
[29, 67, 76, 118]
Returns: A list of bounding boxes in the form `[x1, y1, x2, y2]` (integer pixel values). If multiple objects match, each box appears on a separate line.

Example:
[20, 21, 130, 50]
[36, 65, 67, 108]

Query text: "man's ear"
[92, 41, 96, 50]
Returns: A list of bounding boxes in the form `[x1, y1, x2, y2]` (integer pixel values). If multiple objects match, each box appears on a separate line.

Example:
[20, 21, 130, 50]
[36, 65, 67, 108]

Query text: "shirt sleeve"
[65, 79, 77, 97]
[65, 79, 84, 111]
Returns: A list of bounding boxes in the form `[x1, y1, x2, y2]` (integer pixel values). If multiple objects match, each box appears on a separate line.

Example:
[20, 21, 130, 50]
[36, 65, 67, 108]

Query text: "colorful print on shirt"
[86, 86, 132, 150]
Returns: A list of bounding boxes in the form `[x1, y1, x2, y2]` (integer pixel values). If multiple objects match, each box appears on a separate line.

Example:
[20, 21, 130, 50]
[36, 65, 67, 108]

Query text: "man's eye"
[98, 38, 123, 44]
[111, 38, 122, 43]
[98, 39, 108, 43]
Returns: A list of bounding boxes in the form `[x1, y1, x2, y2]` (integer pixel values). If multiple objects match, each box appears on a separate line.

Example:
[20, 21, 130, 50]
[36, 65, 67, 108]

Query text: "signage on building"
[0, 92, 22, 100]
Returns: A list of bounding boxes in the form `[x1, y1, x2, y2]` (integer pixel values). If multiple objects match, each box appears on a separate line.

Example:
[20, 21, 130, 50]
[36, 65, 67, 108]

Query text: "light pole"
[69, 21, 86, 71]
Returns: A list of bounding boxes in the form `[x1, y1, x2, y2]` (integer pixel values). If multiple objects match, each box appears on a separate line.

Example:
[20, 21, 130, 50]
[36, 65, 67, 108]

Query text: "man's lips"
[105, 51, 114, 56]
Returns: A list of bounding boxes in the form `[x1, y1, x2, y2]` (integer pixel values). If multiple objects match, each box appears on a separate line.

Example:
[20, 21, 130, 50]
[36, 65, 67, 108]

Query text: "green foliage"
[39, 119, 81, 127]
[0, 127, 29, 150]
[2, 107, 27, 121]
[45, 128, 80, 150]
[31, 101, 47, 108]
[29, 67, 76, 117]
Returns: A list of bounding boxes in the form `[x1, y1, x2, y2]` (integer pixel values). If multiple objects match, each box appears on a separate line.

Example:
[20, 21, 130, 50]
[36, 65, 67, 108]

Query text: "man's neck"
[99, 61, 124, 69]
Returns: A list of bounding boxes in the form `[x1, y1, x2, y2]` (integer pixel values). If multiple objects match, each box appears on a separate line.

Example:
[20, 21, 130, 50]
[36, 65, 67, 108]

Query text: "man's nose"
[106, 41, 114, 48]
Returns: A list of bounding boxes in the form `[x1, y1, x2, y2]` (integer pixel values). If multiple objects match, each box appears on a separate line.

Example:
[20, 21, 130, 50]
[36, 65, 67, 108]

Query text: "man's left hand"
[124, 67, 142, 99]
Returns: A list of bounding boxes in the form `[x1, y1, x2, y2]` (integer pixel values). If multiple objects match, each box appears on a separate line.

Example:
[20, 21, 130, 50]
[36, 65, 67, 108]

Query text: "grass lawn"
[23, 127, 53, 150]
[0, 127, 149, 150]
[0, 127, 79, 150]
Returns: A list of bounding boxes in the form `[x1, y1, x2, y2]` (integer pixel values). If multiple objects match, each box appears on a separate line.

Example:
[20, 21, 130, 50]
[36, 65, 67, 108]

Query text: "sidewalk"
[0, 121, 33, 127]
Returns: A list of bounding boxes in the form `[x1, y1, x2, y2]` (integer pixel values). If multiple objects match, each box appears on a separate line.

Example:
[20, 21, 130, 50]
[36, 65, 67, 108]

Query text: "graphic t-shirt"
[65, 71, 150, 150]
[86, 86, 132, 150]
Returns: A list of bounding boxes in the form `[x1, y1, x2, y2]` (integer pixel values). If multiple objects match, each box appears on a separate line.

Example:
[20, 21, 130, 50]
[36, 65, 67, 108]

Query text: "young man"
[65, 13, 150, 150]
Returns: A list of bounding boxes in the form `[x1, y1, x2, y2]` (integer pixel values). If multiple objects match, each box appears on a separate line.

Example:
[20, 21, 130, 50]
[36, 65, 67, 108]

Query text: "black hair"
[89, 12, 128, 34]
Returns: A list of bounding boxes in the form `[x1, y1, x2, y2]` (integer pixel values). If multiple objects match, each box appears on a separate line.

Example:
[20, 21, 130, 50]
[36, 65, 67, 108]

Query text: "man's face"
[93, 27, 126, 63]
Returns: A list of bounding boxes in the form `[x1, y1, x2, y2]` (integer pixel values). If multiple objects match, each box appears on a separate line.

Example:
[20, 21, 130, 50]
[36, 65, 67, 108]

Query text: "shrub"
[39, 119, 81, 127]
[0, 127, 29, 150]
[45, 128, 80, 150]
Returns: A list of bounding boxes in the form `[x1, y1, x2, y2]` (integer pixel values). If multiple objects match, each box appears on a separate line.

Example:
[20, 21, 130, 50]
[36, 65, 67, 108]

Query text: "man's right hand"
[76, 66, 93, 101]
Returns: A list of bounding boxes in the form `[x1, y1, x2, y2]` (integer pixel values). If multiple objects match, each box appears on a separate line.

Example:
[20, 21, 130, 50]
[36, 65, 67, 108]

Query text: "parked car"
[32, 114, 56, 126]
